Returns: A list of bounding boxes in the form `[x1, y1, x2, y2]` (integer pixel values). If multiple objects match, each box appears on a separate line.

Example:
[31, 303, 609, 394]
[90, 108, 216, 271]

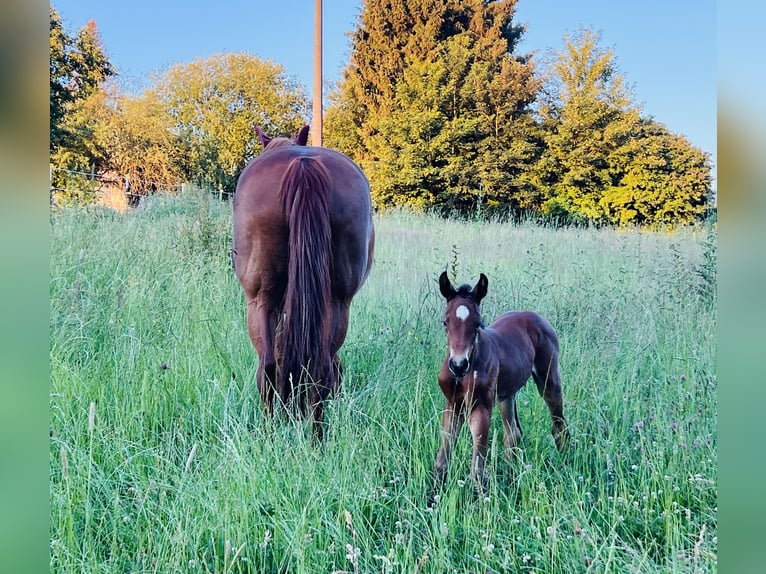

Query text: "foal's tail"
[277, 155, 333, 413]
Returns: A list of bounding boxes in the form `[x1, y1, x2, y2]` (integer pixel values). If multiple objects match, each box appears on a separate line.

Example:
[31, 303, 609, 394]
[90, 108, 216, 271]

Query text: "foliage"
[327, 10, 713, 225]
[50, 85, 184, 202]
[93, 88, 184, 194]
[50, 5, 114, 157]
[50, 200, 717, 572]
[49, 3, 714, 225]
[50, 15, 311, 200]
[149, 53, 310, 192]
[323, 81, 364, 158]
[535, 28, 713, 226]
[50, 166, 102, 207]
[601, 119, 712, 225]
[333, 0, 541, 213]
[534, 28, 639, 222]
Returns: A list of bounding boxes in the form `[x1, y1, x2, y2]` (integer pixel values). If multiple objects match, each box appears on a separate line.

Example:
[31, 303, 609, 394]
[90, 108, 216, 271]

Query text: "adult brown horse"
[432, 272, 569, 492]
[232, 126, 374, 438]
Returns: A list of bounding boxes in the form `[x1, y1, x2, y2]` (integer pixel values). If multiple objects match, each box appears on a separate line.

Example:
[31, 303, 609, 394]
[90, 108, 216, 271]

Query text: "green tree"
[323, 82, 364, 158]
[89, 88, 183, 194]
[535, 27, 712, 226]
[150, 53, 309, 192]
[50, 6, 114, 156]
[535, 27, 640, 222]
[330, 0, 540, 213]
[601, 119, 712, 225]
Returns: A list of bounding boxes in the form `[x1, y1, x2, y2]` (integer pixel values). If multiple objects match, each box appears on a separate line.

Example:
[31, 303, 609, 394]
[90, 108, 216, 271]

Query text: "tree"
[600, 119, 712, 225]
[535, 27, 640, 222]
[323, 82, 364, 158]
[329, 0, 540, 213]
[86, 87, 184, 194]
[149, 53, 310, 192]
[50, 6, 114, 156]
[536, 27, 713, 225]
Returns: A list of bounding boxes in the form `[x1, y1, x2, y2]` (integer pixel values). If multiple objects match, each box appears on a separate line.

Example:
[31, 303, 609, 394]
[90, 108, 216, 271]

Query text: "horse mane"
[276, 155, 333, 411]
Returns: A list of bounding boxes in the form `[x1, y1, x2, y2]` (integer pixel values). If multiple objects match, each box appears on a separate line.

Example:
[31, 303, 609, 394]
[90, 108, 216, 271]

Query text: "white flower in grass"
[345, 543, 361, 566]
[88, 401, 96, 434]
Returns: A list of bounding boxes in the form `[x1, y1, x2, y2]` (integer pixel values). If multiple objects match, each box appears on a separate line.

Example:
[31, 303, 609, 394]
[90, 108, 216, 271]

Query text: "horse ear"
[473, 273, 488, 303]
[439, 271, 456, 300]
[255, 126, 271, 149]
[294, 125, 310, 146]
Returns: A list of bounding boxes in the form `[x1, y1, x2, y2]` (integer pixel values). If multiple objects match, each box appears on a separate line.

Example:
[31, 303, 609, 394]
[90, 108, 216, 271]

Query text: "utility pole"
[312, 0, 323, 146]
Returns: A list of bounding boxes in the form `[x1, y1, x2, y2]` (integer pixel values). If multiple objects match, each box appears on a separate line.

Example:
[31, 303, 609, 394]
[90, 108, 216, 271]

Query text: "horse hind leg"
[309, 389, 326, 441]
[498, 395, 523, 456]
[247, 301, 278, 415]
[329, 299, 351, 396]
[531, 354, 570, 451]
[260, 363, 277, 413]
[331, 354, 343, 395]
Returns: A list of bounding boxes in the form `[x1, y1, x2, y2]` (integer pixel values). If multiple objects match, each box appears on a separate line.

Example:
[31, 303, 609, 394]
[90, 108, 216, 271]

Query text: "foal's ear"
[255, 126, 271, 149]
[294, 125, 310, 146]
[439, 271, 456, 300]
[473, 273, 488, 303]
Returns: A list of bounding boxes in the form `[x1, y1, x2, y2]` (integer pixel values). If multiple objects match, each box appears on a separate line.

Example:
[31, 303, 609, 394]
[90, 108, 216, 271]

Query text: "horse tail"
[277, 155, 333, 413]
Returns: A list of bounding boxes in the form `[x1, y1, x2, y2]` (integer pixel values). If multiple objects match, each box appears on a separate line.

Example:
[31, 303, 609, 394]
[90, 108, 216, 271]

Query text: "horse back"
[490, 311, 558, 351]
[232, 146, 374, 300]
[487, 311, 559, 394]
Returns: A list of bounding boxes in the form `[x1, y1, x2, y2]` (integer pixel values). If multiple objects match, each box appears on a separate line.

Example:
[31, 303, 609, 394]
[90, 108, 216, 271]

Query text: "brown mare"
[232, 126, 375, 438]
[432, 272, 569, 491]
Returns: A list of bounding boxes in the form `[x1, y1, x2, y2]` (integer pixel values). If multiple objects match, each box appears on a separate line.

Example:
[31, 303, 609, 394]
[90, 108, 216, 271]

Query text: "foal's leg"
[468, 405, 491, 492]
[532, 351, 569, 450]
[498, 394, 523, 454]
[432, 402, 465, 490]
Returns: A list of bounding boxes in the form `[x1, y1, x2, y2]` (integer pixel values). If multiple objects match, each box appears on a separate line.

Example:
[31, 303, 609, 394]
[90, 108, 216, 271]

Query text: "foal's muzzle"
[448, 357, 470, 379]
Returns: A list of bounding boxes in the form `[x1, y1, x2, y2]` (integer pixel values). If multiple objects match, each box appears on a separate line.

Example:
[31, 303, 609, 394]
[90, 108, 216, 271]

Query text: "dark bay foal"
[432, 272, 569, 491]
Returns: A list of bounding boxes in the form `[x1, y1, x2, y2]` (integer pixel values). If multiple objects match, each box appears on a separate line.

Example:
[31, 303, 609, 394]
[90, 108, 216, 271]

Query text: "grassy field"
[49, 190, 717, 573]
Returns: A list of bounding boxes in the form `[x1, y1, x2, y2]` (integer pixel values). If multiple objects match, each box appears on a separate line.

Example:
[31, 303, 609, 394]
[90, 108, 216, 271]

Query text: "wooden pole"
[312, 0, 323, 146]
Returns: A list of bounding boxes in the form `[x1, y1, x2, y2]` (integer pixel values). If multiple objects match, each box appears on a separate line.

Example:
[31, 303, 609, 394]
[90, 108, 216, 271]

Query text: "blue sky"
[54, 0, 716, 168]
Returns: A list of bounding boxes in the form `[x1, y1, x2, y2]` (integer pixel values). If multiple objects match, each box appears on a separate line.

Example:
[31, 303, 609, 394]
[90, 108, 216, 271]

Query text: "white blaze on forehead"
[455, 305, 470, 321]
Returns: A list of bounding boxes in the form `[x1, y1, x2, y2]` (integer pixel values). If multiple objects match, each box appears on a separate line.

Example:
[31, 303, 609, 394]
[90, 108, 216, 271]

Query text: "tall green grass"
[50, 190, 716, 573]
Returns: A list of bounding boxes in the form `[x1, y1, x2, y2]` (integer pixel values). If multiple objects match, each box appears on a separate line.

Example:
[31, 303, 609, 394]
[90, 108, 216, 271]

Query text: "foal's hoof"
[427, 471, 446, 508]
[554, 427, 571, 451]
[469, 475, 489, 499]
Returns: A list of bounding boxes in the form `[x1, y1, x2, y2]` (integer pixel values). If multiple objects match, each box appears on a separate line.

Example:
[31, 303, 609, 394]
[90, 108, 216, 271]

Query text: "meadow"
[49, 189, 717, 573]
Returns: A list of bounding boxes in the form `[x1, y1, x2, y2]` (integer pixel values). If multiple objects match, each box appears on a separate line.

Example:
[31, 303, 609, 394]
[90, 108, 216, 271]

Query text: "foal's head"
[439, 271, 488, 379]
